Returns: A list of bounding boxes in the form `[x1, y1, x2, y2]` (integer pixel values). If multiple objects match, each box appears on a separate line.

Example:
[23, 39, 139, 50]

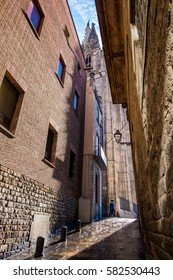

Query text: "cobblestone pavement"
[7, 218, 145, 260]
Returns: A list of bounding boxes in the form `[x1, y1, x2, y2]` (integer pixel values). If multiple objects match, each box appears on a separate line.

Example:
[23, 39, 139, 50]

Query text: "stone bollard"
[60, 226, 67, 241]
[34, 236, 45, 258]
[76, 220, 81, 232]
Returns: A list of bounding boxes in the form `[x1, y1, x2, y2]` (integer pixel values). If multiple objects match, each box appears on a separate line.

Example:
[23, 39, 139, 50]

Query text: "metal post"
[34, 236, 45, 258]
[76, 220, 81, 232]
[61, 226, 67, 241]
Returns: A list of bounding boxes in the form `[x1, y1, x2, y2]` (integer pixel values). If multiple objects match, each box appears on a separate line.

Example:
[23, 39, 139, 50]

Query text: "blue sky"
[68, 0, 102, 45]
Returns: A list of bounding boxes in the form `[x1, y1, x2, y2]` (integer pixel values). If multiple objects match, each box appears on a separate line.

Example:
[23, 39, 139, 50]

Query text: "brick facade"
[0, 0, 86, 257]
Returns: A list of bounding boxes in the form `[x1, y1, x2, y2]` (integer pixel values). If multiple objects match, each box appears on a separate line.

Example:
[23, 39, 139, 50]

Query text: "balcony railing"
[95, 144, 107, 170]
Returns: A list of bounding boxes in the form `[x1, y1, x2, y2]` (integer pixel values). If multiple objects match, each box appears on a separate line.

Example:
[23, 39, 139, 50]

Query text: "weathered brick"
[0, 0, 86, 258]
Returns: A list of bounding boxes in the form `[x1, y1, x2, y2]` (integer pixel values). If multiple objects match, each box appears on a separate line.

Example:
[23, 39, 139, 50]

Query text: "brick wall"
[0, 0, 86, 258]
[0, 0, 86, 192]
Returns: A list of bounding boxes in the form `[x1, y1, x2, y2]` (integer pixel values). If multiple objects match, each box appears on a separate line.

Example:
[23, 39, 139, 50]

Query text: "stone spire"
[88, 23, 100, 49]
[82, 22, 100, 51]
[82, 21, 91, 50]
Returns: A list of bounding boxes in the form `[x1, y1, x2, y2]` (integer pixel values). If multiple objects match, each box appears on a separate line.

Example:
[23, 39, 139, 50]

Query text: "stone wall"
[140, 0, 173, 259]
[127, 0, 173, 259]
[0, 164, 78, 259]
[135, 0, 148, 51]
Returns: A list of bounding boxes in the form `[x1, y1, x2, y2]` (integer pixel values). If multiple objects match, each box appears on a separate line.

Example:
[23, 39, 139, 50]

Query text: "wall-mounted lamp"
[114, 129, 131, 146]
[90, 72, 95, 79]
[114, 130, 122, 143]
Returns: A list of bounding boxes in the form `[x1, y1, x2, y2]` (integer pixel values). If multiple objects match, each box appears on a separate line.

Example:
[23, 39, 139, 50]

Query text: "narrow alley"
[7, 218, 145, 260]
[1, 0, 173, 262]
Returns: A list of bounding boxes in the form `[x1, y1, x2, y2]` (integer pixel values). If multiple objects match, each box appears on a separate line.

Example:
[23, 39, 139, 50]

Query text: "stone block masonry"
[0, 164, 78, 259]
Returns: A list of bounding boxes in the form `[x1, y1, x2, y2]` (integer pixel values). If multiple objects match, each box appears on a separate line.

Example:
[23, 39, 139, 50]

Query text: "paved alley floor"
[7, 218, 145, 260]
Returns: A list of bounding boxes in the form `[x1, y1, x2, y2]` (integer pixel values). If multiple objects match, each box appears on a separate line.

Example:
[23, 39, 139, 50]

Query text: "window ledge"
[55, 73, 64, 88]
[22, 9, 40, 40]
[0, 125, 15, 138]
[42, 158, 55, 168]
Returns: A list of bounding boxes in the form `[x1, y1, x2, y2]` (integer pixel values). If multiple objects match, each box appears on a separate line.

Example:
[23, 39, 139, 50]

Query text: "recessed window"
[0, 76, 23, 134]
[95, 134, 100, 156]
[130, 0, 135, 24]
[27, 0, 43, 33]
[95, 173, 98, 204]
[77, 62, 81, 76]
[57, 55, 66, 84]
[73, 91, 79, 112]
[96, 106, 101, 124]
[85, 55, 91, 67]
[63, 25, 70, 43]
[69, 150, 75, 179]
[44, 126, 57, 165]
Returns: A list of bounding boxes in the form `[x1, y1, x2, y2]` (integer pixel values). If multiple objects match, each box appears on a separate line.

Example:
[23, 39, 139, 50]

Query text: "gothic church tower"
[81, 22, 137, 218]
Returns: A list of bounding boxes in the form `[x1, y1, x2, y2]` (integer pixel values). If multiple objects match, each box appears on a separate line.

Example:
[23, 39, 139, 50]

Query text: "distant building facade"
[79, 23, 107, 223]
[0, 0, 86, 258]
[80, 22, 137, 220]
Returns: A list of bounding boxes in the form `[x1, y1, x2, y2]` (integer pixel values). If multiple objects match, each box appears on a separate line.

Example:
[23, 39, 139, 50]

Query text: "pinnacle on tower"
[88, 23, 100, 49]
[82, 22, 100, 51]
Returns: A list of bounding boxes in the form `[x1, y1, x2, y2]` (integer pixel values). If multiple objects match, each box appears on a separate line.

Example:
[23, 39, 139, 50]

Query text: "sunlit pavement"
[7, 218, 145, 260]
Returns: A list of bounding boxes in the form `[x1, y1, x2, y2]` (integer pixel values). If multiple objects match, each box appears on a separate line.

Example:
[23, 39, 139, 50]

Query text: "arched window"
[85, 55, 91, 67]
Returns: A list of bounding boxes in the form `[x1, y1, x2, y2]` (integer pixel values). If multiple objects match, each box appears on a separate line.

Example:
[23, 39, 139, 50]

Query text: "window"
[95, 173, 98, 204]
[44, 126, 57, 165]
[63, 25, 70, 43]
[77, 62, 81, 76]
[0, 76, 23, 134]
[95, 134, 100, 156]
[85, 55, 91, 68]
[27, 0, 43, 32]
[73, 91, 79, 112]
[100, 123, 104, 146]
[57, 55, 66, 84]
[130, 0, 135, 24]
[96, 106, 101, 124]
[69, 150, 75, 179]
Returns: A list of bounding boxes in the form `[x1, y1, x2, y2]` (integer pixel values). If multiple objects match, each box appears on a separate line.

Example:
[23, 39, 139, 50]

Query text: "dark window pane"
[0, 77, 19, 129]
[57, 60, 64, 80]
[95, 173, 98, 203]
[45, 128, 54, 162]
[95, 134, 99, 156]
[27, 1, 41, 31]
[69, 150, 75, 178]
[78, 63, 81, 76]
[86, 55, 91, 67]
[30, 6, 41, 30]
[74, 92, 79, 111]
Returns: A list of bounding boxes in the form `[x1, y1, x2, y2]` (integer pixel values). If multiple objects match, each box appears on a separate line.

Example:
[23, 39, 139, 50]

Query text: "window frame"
[85, 54, 91, 68]
[44, 125, 58, 167]
[73, 90, 79, 114]
[0, 74, 24, 137]
[25, 0, 44, 37]
[95, 133, 100, 156]
[96, 106, 101, 125]
[95, 173, 98, 204]
[77, 62, 82, 77]
[56, 55, 66, 86]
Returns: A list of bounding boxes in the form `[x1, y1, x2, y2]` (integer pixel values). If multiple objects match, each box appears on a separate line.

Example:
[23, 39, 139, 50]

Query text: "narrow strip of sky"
[68, 0, 102, 46]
